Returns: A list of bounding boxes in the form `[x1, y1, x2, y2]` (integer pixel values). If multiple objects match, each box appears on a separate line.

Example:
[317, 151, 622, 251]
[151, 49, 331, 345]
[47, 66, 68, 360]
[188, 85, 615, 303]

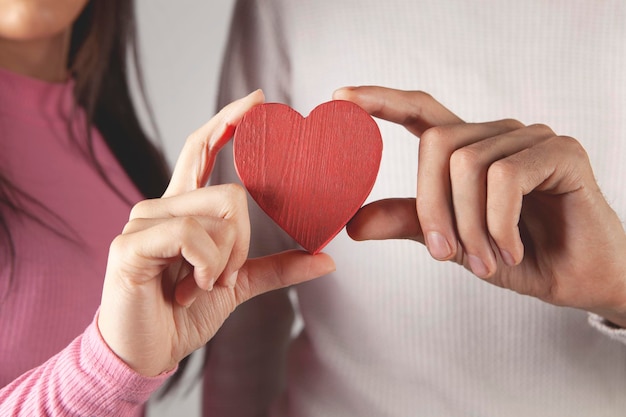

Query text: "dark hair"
[0, 0, 192, 394]
[70, 0, 170, 198]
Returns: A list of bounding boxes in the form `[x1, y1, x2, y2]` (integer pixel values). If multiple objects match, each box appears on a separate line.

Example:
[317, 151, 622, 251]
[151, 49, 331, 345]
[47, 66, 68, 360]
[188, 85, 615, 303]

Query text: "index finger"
[164, 89, 265, 197]
[332, 86, 462, 137]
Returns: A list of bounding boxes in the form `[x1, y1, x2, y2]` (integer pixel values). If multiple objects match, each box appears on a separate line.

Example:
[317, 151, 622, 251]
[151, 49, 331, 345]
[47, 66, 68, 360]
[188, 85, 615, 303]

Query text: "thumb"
[164, 89, 265, 197]
[346, 198, 425, 243]
[235, 251, 335, 303]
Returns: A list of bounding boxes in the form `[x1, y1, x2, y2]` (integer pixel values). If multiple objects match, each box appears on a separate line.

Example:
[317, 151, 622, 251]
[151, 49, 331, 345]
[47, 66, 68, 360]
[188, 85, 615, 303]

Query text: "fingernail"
[332, 87, 356, 99]
[200, 276, 215, 292]
[183, 296, 198, 309]
[500, 249, 516, 266]
[225, 271, 238, 288]
[426, 232, 452, 259]
[468, 255, 489, 278]
[247, 88, 262, 97]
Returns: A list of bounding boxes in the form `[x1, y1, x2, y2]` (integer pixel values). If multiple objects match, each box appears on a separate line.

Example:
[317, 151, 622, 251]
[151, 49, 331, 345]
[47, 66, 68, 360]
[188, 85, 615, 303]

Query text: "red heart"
[233, 100, 382, 254]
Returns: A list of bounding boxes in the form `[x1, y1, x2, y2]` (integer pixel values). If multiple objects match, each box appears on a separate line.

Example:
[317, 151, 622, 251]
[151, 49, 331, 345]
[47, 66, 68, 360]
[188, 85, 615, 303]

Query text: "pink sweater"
[0, 67, 170, 415]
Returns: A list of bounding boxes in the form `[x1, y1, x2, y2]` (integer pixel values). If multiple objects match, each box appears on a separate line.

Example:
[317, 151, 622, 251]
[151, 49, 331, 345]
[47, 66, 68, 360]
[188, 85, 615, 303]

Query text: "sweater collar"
[0, 65, 77, 122]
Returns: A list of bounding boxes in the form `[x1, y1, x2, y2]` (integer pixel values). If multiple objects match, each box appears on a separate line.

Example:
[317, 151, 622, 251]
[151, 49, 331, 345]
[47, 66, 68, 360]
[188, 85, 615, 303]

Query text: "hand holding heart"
[335, 86, 626, 326]
[97, 90, 335, 377]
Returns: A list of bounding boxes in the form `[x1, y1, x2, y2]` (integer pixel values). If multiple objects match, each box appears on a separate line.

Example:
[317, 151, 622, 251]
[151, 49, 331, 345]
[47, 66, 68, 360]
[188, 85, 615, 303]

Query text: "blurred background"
[133, 1, 236, 415]
[134, 0, 236, 166]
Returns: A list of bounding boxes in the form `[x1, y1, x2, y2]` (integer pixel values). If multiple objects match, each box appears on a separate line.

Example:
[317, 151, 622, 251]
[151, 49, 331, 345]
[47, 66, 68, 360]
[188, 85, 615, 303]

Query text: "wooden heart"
[233, 100, 382, 254]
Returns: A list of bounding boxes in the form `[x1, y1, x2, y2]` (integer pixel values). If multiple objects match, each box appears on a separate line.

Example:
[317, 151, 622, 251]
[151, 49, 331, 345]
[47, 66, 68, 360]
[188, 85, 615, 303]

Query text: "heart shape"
[233, 100, 383, 254]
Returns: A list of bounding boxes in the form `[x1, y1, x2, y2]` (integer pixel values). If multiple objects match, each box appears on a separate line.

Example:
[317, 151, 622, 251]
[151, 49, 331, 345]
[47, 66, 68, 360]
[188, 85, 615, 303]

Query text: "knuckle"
[129, 199, 154, 220]
[554, 135, 588, 159]
[420, 126, 455, 154]
[527, 123, 555, 136]
[174, 217, 201, 241]
[398, 90, 432, 127]
[223, 182, 246, 202]
[500, 118, 525, 130]
[421, 125, 444, 142]
[219, 183, 248, 218]
[410, 90, 433, 102]
[487, 158, 518, 184]
[108, 234, 128, 257]
[185, 129, 209, 149]
[450, 146, 482, 172]
[178, 216, 200, 231]
[122, 218, 141, 234]
[215, 217, 237, 244]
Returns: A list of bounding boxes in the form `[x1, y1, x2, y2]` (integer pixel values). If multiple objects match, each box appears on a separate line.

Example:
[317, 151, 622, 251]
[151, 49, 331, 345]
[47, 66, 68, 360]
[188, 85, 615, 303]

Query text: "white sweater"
[205, 1, 626, 416]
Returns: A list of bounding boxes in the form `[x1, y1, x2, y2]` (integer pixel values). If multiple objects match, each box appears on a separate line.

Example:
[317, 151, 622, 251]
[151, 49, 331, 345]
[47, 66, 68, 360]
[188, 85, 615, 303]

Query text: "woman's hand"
[334, 86, 626, 326]
[97, 90, 335, 377]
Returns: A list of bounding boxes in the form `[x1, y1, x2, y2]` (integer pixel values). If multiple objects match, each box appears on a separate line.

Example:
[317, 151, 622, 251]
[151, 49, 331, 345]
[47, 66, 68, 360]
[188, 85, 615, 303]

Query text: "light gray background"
[135, 0, 236, 167]
[132, 1, 236, 415]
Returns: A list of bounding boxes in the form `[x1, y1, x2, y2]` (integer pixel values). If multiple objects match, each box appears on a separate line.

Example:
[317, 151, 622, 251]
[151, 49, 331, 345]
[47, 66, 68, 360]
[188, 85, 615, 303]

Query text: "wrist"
[86, 313, 174, 394]
[96, 307, 176, 377]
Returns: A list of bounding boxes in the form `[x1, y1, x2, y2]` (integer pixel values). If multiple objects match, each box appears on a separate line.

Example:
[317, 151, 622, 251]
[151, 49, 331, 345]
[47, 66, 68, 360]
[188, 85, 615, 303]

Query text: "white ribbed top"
[208, 1, 626, 416]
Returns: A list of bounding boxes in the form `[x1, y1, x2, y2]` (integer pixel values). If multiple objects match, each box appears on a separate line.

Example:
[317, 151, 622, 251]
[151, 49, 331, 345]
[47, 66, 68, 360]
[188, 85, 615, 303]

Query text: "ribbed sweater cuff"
[0, 316, 176, 416]
[81, 317, 175, 408]
[588, 313, 626, 345]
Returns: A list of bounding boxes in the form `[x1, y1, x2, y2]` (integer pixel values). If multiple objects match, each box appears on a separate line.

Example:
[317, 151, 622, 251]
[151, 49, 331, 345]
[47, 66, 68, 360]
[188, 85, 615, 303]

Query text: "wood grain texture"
[233, 100, 382, 254]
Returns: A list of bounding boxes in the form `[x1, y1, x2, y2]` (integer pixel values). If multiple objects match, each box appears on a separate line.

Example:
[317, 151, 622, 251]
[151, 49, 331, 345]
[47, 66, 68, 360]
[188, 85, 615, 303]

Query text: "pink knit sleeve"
[0, 317, 173, 416]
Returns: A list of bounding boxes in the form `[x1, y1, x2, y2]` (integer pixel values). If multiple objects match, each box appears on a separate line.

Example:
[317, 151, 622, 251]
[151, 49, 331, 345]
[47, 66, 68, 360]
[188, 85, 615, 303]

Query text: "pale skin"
[7, 0, 624, 376]
[98, 90, 335, 376]
[0, 0, 336, 377]
[334, 86, 626, 328]
[0, 0, 86, 81]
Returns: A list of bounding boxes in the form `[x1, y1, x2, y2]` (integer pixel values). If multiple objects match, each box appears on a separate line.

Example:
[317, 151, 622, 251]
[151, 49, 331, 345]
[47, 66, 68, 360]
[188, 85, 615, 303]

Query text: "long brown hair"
[70, 0, 170, 198]
[1, 0, 192, 394]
